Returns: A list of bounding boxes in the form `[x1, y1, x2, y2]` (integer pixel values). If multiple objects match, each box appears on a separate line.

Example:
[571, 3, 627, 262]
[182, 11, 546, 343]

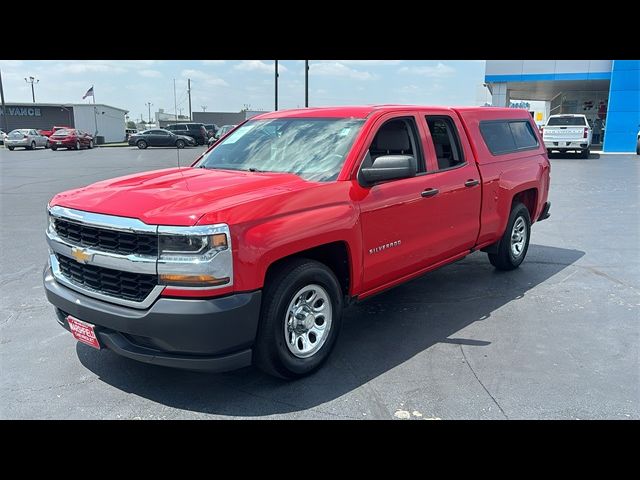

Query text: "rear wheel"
[29, 141, 36, 150]
[45, 140, 50, 149]
[7, 146, 14, 151]
[580, 148, 590, 159]
[137, 140, 148, 149]
[51, 146, 57, 151]
[75, 140, 80, 150]
[488, 202, 531, 271]
[88, 140, 94, 149]
[254, 258, 343, 379]
[176, 139, 185, 149]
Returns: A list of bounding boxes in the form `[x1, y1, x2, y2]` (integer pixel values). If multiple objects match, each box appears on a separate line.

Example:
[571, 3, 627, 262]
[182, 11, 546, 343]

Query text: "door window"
[425, 116, 464, 170]
[365, 117, 425, 174]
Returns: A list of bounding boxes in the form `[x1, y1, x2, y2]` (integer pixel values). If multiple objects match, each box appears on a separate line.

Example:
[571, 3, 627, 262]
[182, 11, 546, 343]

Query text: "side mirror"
[360, 155, 416, 186]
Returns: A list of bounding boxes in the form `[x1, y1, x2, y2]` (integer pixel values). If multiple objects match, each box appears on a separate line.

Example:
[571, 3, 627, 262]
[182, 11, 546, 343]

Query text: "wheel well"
[264, 242, 351, 296]
[512, 188, 537, 220]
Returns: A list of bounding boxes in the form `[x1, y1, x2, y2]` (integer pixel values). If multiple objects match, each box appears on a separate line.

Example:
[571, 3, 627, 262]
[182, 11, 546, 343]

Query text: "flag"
[82, 86, 94, 99]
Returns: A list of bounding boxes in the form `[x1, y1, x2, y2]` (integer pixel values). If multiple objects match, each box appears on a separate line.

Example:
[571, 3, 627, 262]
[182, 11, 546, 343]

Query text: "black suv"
[165, 123, 208, 145]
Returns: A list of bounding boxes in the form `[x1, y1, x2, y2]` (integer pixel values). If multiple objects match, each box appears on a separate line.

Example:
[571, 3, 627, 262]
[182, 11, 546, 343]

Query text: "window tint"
[480, 120, 539, 155]
[547, 116, 586, 126]
[169, 124, 187, 131]
[425, 116, 464, 170]
[509, 121, 538, 149]
[368, 117, 424, 173]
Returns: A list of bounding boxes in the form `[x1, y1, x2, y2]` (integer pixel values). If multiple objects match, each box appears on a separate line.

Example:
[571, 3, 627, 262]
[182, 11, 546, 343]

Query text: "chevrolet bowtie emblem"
[71, 247, 92, 264]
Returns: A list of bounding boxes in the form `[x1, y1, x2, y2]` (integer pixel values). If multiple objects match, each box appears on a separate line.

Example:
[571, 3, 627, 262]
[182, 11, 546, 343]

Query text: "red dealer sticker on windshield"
[67, 316, 101, 350]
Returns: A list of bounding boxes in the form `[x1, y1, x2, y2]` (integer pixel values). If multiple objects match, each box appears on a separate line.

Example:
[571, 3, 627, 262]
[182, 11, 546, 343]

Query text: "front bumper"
[44, 265, 262, 372]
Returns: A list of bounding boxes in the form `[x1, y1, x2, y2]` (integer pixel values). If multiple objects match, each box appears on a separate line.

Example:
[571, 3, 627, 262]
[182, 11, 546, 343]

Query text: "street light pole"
[274, 60, 279, 111]
[145, 102, 153, 123]
[305, 60, 309, 108]
[24, 76, 39, 103]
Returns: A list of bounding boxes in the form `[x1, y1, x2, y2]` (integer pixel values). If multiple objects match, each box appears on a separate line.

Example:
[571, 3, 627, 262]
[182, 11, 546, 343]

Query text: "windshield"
[547, 116, 587, 126]
[53, 129, 73, 135]
[197, 118, 364, 182]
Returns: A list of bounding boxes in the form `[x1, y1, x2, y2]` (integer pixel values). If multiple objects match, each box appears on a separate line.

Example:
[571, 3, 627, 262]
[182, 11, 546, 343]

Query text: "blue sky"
[0, 60, 486, 121]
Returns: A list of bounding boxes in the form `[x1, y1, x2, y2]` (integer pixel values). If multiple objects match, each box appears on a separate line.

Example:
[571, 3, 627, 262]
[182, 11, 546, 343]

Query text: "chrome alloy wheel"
[510, 216, 527, 257]
[284, 284, 332, 359]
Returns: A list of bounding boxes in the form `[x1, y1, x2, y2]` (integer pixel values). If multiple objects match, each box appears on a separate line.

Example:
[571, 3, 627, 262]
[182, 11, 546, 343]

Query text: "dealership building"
[0, 103, 128, 143]
[485, 60, 639, 152]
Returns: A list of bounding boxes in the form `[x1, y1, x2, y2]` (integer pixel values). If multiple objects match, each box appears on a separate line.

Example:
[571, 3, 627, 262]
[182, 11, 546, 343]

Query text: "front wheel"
[488, 202, 531, 271]
[7, 146, 14, 151]
[51, 146, 57, 151]
[29, 141, 36, 150]
[88, 140, 94, 149]
[254, 258, 343, 379]
[137, 140, 147, 149]
[45, 141, 50, 149]
[176, 139, 185, 149]
[75, 140, 80, 150]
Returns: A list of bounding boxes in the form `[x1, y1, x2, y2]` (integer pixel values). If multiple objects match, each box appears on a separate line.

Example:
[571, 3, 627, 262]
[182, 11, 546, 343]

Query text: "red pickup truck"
[44, 105, 550, 379]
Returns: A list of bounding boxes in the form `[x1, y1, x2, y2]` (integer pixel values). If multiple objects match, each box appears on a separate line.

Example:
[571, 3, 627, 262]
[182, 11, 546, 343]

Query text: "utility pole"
[187, 78, 192, 120]
[145, 102, 153, 123]
[274, 60, 279, 111]
[178, 108, 183, 117]
[201, 105, 207, 112]
[24, 76, 39, 103]
[305, 60, 309, 107]
[0, 69, 8, 133]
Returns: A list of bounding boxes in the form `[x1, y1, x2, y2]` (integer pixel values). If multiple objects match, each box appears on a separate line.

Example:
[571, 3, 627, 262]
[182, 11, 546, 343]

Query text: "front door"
[357, 114, 438, 293]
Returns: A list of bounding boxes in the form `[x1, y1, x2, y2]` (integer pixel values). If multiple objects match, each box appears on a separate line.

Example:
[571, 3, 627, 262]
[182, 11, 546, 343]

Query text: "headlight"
[157, 225, 232, 289]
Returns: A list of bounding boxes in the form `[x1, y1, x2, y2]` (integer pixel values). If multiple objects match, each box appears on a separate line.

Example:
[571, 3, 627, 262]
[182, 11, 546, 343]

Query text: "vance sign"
[0, 106, 42, 117]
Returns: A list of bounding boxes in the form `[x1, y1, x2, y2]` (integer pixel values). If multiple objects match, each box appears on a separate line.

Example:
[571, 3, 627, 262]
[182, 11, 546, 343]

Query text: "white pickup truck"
[542, 114, 592, 158]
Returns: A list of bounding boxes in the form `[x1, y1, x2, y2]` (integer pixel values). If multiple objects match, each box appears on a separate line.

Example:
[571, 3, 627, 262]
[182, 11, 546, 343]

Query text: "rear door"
[418, 112, 482, 263]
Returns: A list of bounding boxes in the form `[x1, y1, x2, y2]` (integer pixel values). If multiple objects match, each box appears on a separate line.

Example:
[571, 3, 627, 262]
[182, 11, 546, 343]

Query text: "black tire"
[546, 149, 552, 156]
[176, 139, 185, 149]
[580, 148, 590, 159]
[254, 258, 344, 379]
[636, 139, 639, 155]
[45, 140, 50, 149]
[51, 146, 57, 151]
[88, 140, 94, 149]
[137, 140, 147, 149]
[29, 141, 36, 150]
[7, 146, 14, 151]
[75, 140, 80, 150]
[488, 202, 531, 271]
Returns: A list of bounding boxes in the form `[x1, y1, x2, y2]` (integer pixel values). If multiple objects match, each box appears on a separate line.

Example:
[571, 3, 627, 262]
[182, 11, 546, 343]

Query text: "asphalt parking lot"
[0, 145, 638, 419]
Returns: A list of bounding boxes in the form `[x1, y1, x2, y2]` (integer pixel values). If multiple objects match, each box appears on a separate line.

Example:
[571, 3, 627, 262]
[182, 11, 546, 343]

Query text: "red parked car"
[38, 126, 73, 138]
[44, 105, 550, 378]
[50, 128, 94, 150]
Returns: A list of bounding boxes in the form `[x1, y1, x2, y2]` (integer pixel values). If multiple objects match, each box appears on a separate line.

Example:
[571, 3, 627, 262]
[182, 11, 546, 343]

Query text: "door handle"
[464, 179, 480, 187]
[421, 188, 439, 198]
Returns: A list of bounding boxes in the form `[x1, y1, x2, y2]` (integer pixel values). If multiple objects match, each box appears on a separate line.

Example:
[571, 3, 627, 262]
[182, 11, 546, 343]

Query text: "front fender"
[233, 203, 362, 293]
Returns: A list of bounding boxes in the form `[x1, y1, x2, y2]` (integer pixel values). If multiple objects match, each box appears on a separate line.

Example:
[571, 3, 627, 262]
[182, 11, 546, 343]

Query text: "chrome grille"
[56, 253, 158, 303]
[53, 218, 158, 256]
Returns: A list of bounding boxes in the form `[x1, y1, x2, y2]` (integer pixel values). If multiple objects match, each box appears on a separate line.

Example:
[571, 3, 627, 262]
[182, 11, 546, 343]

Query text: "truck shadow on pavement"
[76, 244, 584, 418]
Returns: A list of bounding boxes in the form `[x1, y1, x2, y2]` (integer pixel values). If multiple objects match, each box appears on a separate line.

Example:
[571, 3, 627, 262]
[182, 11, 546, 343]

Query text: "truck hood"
[50, 167, 311, 226]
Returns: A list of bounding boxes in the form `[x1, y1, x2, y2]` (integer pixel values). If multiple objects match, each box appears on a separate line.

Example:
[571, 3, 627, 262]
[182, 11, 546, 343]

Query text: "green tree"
[126, 121, 137, 129]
